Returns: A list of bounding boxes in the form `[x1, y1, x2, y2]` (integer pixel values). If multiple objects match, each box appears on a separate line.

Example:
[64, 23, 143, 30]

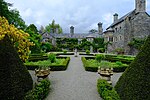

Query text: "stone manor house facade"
[41, 0, 150, 55]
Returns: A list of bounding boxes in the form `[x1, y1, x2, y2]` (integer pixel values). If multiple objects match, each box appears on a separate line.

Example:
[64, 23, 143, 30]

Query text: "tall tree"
[0, 0, 26, 30]
[25, 24, 42, 54]
[45, 20, 63, 34]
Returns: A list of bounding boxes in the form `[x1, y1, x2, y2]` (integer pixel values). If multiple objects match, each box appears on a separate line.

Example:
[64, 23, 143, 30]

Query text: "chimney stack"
[113, 13, 118, 22]
[70, 26, 74, 36]
[135, 0, 146, 13]
[98, 22, 103, 33]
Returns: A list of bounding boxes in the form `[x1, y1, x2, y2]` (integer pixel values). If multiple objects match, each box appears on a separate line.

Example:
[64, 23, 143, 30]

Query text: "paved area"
[29, 54, 123, 100]
[46, 55, 101, 100]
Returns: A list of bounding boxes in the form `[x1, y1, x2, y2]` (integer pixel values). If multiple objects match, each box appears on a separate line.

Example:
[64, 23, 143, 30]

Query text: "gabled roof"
[107, 10, 136, 30]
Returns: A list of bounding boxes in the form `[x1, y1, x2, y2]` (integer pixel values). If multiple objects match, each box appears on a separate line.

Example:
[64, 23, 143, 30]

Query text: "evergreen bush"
[115, 35, 150, 100]
[0, 35, 33, 99]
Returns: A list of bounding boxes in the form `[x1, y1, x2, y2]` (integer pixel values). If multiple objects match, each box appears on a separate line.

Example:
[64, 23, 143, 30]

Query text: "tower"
[135, 0, 146, 13]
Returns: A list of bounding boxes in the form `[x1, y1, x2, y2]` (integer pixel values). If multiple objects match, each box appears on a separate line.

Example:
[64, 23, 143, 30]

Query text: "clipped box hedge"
[24, 79, 51, 100]
[82, 57, 128, 72]
[56, 53, 74, 56]
[25, 57, 70, 71]
[97, 79, 120, 100]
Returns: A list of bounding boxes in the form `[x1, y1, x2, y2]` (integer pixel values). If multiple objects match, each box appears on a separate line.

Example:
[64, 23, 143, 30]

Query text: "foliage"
[56, 38, 78, 51]
[0, 0, 26, 30]
[25, 24, 42, 54]
[63, 49, 68, 54]
[25, 57, 70, 71]
[44, 20, 63, 34]
[115, 48, 124, 55]
[82, 57, 128, 72]
[97, 79, 120, 100]
[89, 29, 98, 33]
[48, 53, 56, 63]
[128, 38, 146, 50]
[98, 48, 105, 53]
[93, 38, 105, 52]
[0, 17, 33, 61]
[86, 50, 90, 54]
[24, 79, 50, 100]
[79, 39, 91, 50]
[96, 54, 105, 63]
[115, 35, 150, 100]
[0, 35, 33, 100]
[41, 42, 52, 53]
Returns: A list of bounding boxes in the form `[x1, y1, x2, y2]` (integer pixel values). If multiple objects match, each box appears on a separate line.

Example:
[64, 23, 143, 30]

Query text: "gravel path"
[46, 55, 102, 100]
[29, 54, 123, 100]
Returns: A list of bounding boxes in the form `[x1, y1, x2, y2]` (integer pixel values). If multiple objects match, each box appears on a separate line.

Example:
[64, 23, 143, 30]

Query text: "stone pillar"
[98, 22, 103, 33]
[113, 13, 118, 22]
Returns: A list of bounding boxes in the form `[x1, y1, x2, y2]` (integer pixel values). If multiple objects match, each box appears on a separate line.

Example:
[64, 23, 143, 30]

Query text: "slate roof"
[42, 32, 102, 39]
[107, 10, 136, 29]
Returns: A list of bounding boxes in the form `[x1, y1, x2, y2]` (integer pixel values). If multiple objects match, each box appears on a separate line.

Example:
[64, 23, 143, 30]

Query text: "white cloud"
[5, 0, 150, 33]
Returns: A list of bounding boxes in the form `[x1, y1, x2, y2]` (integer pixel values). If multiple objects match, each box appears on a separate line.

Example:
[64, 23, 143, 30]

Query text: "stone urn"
[98, 67, 113, 84]
[35, 67, 51, 81]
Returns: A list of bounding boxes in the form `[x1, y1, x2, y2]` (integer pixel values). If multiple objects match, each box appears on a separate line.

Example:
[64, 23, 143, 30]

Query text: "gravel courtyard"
[44, 55, 122, 100]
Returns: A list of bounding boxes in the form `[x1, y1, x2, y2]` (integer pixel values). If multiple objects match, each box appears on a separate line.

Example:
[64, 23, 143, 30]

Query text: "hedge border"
[82, 57, 128, 72]
[24, 79, 51, 100]
[25, 57, 70, 71]
[97, 79, 120, 100]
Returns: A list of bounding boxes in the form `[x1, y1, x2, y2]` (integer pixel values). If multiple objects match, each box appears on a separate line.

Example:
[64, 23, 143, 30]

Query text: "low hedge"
[25, 57, 70, 71]
[100, 54, 135, 64]
[79, 53, 95, 56]
[82, 57, 128, 72]
[97, 79, 120, 100]
[24, 79, 50, 100]
[81, 57, 98, 72]
[56, 53, 74, 56]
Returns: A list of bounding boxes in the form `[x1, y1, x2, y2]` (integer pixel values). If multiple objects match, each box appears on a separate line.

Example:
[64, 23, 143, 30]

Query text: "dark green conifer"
[0, 35, 33, 99]
[115, 35, 150, 100]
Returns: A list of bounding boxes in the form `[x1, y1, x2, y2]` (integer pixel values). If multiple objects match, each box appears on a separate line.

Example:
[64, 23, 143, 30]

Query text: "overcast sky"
[6, 0, 150, 33]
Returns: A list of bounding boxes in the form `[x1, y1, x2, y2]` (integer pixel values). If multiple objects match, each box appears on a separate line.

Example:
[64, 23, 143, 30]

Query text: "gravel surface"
[46, 55, 101, 100]
[29, 54, 123, 100]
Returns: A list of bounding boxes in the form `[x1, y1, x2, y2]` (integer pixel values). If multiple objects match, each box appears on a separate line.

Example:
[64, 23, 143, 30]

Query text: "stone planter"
[35, 68, 51, 81]
[98, 67, 113, 84]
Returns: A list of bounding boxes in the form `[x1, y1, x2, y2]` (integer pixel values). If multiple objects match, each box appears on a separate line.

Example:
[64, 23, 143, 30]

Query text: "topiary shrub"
[115, 35, 150, 100]
[95, 54, 105, 63]
[86, 50, 90, 54]
[48, 53, 56, 63]
[63, 49, 68, 54]
[0, 35, 33, 99]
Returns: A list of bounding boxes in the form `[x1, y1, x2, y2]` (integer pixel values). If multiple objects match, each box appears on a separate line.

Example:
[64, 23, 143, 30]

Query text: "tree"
[45, 20, 63, 34]
[0, 0, 26, 30]
[115, 35, 150, 100]
[89, 29, 98, 33]
[25, 24, 42, 54]
[0, 35, 33, 99]
[0, 17, 33, 61]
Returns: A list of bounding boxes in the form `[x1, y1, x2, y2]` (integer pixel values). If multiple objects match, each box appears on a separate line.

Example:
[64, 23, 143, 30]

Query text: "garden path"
[45, 54, 122, 100]
[46, 55, 102, 100]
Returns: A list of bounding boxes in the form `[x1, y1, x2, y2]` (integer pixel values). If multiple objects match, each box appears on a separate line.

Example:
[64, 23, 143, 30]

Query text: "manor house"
[104, 0, 150, 55]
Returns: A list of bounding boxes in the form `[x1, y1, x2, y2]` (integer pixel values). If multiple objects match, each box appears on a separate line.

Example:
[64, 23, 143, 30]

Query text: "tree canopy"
[45, 20, 63, 34]
[0, 0, 26, 30]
